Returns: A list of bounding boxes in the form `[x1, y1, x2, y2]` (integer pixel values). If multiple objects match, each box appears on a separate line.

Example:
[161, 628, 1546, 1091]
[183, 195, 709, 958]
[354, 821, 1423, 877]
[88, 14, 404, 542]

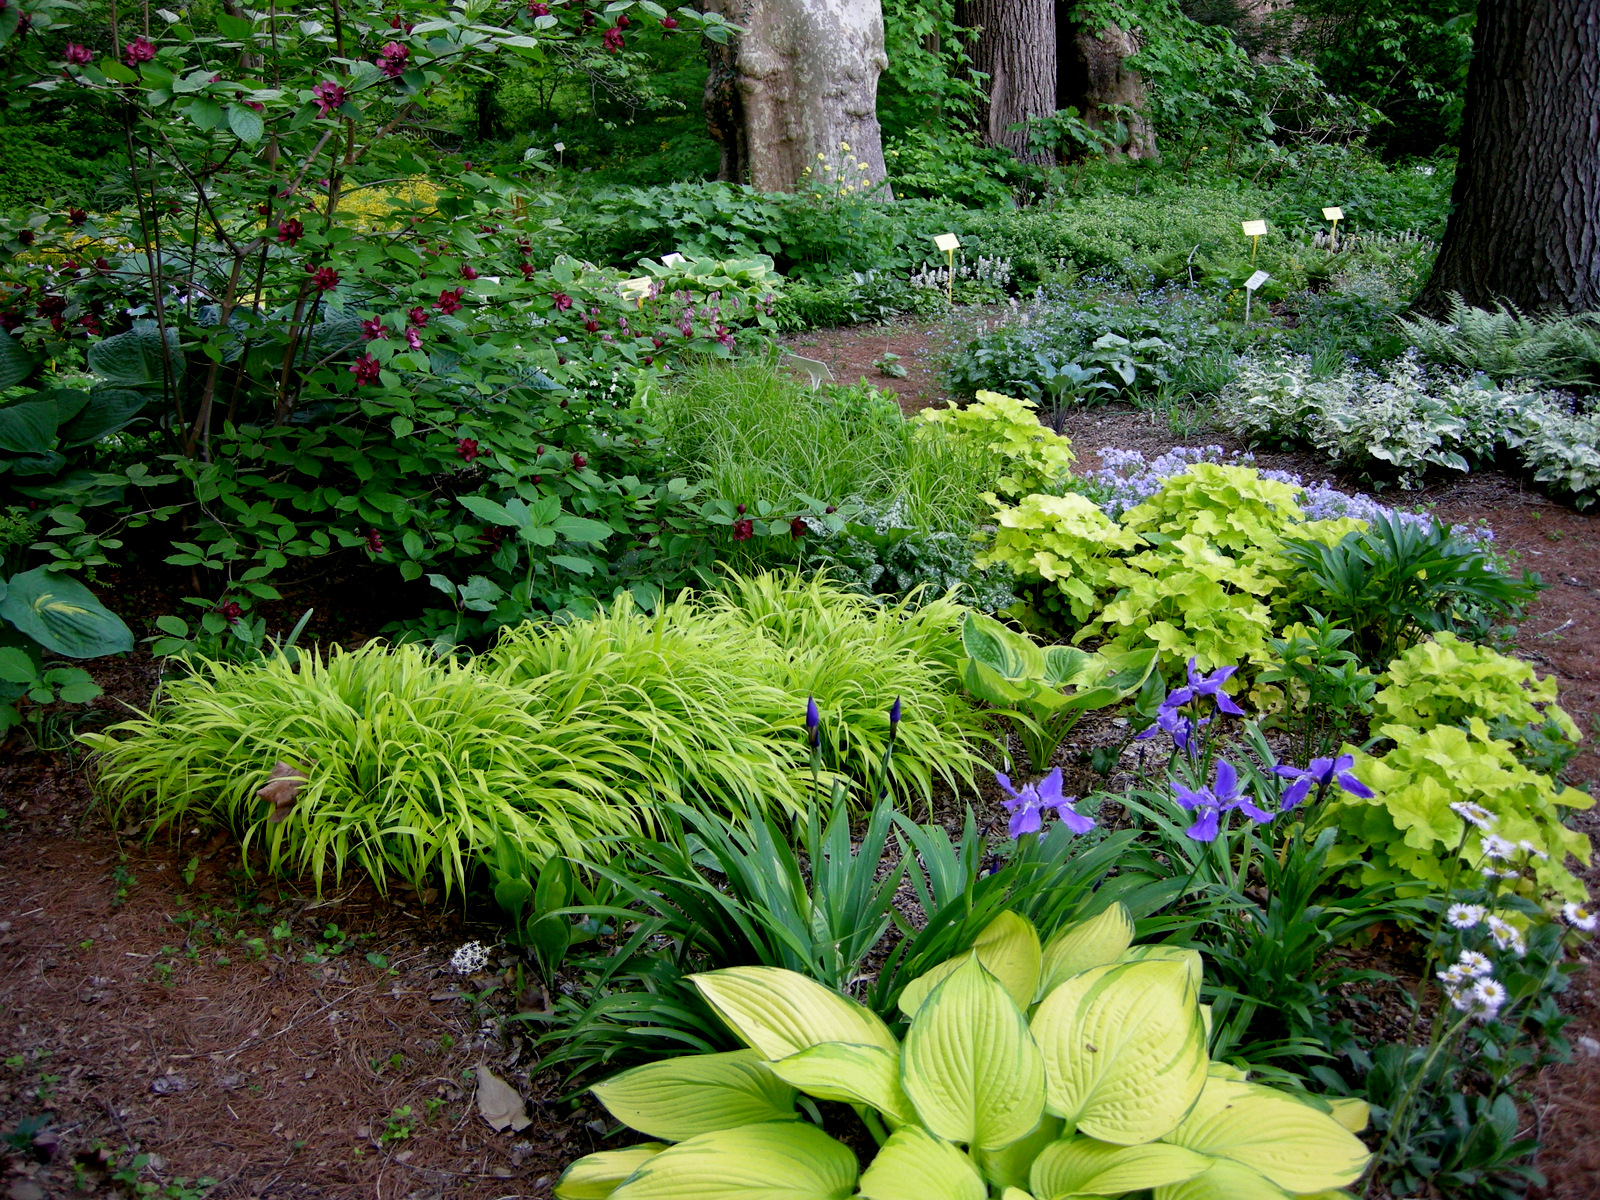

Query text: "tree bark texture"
[702, 0, 892, 195]
[955, 0, 1057, 160]
[1062, 18, 1158, 160]
[1412, 0, 1600, 315]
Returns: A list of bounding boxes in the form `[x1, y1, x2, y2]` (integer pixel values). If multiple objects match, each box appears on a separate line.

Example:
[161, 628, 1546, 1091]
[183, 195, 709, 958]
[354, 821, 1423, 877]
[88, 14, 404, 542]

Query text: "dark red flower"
[651, 335, 665, 349]
[660, 16, 678, 30]
[364, 527, 384, 553]
[311, 80, 346, 118]
[582, 6, 595, 26]
[388, 15, 415, 33]
[406, 306, 429, 327]
[435, 287, 464, 314]
[583, 316, 600, 333]
[360, 316, 388, 340]
[790, 515, 808, 539]
[124, 36, 155, 67]
[16, 231, 34, 246]
[735, 502, 747, 514]
[307, 264, 340, 291]
[518, 261, 535, 280]
[77, 313, 101, 336]
[64, 43, 92, 65]
[731, 519, 753, 541]
[615, 14, 629, 27]
[571, 452, 587, 469]
[277, 218, 304, 244]
[405, 327, 422, 350]
[36, 294, 66, 318]
[378, 42, 409, 78]
[460, 263, 478, 280]
[94, 256, 110, 271]
[215, 601, 244, 624]
[602, 25, 624, 51]
[550, 291, 573, 311]
[528, 1, 549, 14]
[350, 353, 381, 384]
[457, 437, 480, 462]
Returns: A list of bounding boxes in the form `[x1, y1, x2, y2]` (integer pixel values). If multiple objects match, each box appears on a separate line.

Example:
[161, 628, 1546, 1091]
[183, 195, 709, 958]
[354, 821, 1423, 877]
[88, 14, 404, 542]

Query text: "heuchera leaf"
[857, 1125, 986, 1200]
[609, 1122, 858, 1200]
[590, 1050, 797, 1142]
[900, 910, 1042, 1016]
[689, 967, 897, 1060]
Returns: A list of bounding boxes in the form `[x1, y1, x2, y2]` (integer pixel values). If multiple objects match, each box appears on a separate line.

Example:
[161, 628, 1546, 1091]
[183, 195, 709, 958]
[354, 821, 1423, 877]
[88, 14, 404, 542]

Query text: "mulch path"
[3, 312, 1598, 1199]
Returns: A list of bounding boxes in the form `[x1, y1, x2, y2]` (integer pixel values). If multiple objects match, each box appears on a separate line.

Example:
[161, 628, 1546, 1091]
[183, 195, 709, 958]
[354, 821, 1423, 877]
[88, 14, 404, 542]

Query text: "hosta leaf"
[961, 612, 1044, 681]
[58, 388, 148, 446]
[1037, 904, 1134, 1000]
[1151, 1157, 1294, 1200]
[0, 396, 64, 454]
[1117, 945, 1203, 990]
[591, 1050, 797, 1142]
[690, 967, 897, 1060]
[858, 1126, 985, 1200]
[1159, 1079, 1371, 1193]
[900, 910, 1042, 1016]
[556, 1144, 668, 1200]
[768, 1043, 917, 1127]
[609, 1122, 858, 1200]
[976, 1116, 1063, 1192]
[1031, 961, 1207, 1144]
[1001, 1191, 1036, 1200]
[901, 956, 1046, 1151]
[0, 331, 35, 389]
[0, 567, 133, 658]
[1029, 1137, 1212, 1197]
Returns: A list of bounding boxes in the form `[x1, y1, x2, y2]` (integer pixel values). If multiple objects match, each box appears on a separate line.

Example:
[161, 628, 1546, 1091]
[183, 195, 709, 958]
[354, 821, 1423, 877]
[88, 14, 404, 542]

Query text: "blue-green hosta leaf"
[768, 1043, 917, 1127]
[899, 910, 1041, 1016]
[590, 1050, 797, 1142]
[1031, 961, 1207, 1144]
[58, 388, 147, 447]
[1158, 1078, 1370, 1193]
[858, 1125, 985, 1200]
[0, 330, 35, 389]
[901, 956, 1046, 1151]
[1029, 1137, 1212, 1197]
[555, 1143, 668, 1200]
[609, 1122, 858, 1200]
[690, 967, 897, 1060]
[1036, 904, 1134, 1001]
[0, 567, 133, 658]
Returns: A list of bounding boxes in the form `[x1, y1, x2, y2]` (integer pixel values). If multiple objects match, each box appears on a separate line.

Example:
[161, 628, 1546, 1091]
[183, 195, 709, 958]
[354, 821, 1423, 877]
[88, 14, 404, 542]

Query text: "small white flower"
[1447, 903, 1487, 929]
[1516, 839, 1549, 861]
[1563, 902, 1598, 932]
[449, 940, 490, 975]
[1447, 985, 1472, 1012]
[1472, 977, 1508, 1017]
[1450, 800, 1496, 830]
[1487, 916, 1527, 957]
[1438, 963, 1471, 987]
[1480, 834, 1515, 861]
[1456, 950, 1493, 978]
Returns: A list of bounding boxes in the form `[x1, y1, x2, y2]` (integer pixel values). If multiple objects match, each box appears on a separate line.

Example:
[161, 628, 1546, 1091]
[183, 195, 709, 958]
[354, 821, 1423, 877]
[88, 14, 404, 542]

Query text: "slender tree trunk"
[1412, 0, 1600, 315]
[702, 0, 892, 196]
[955, 0, 1056, 160]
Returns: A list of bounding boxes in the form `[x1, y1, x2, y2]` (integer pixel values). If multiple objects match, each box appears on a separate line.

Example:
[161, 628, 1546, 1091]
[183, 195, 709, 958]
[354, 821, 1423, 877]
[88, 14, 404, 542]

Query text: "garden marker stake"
[934, 232, 961, 302]
[1241, 218, 1267, 261]
[1243, 270, 1270, 323]
[1322, 206, 1344, 249]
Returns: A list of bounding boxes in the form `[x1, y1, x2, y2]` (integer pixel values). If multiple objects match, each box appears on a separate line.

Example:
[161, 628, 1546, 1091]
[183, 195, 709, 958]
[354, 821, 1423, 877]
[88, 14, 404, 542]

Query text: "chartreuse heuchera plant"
[556, 908, 1371, 1200]
[913, 391, 1077, 500]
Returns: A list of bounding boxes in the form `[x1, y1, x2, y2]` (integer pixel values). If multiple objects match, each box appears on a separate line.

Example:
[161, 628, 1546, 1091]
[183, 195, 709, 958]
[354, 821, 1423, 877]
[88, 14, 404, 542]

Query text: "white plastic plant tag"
[661, 252, 686, 266]
[1244, 270, 1271, 291]
[1240, 219, 1267, 237]
[933, 233, 961, 252]
[554, 141, 565, 152]
[1322, 206, 1344, 221]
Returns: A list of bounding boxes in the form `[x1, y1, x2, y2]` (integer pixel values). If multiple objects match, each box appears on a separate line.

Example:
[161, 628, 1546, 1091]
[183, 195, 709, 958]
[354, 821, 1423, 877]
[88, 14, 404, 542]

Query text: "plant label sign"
[554, 141, 565, 152]
[1321, 206, 1343, 221]
[1240, 219, 1268, 238]
[932, 233, 961, 252]
[1244, 270, 1271, 291]
[620, 278, 652, 304]
[661, 252, 686, 267]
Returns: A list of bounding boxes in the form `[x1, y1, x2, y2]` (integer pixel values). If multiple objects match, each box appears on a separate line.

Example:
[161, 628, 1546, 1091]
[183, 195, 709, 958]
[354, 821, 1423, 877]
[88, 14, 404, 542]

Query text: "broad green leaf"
[690, 967, 897, 1059]
[590, 1050, 797, 1142]
[1031, 961, 1207, 1145]
[901, 956, 1046, 1152]
[1151, 1157, 1293, 1200]
[961, 658, 1031, 707]
[1328, 1097, 1369, 1134]
[1117, 945, 1203, 991]
[553, 513, 615, 544]
[58, 388, 147, 446]
[556, 1144, 668, 1200]
[1159, 1079, 1370, 1193]
[1001, 1191, 1036, 1200]
[1030, 1137, 1212, 1197]
[0, 645, 38, 685]
[768, 1043, 917, 1127]
[0, 567, 134, 658]
[1037, 905, 1134, 1000]
[976, 1116, 1062, 1191]
[493, 876, 532, 916]
[1039, 645, 1100, 689]
[0, 331, 35, 389]
[609, 1122, 857, 1200]
[961, 612, 1044, 681]
[0, 397, 63, 454]
[900, 911, 1042, 1016]
[228, 103, 265, 144]
[87, 323, 183, 388]
[858, 1126, 985, 1200]
[459, 494, 516, 526]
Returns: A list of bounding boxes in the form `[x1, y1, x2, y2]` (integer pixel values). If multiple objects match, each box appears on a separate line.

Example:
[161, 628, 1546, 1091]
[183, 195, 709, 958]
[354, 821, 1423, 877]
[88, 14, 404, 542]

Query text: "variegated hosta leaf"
[556, 1143, 668, 1200]
[590, 1050, 797, 1142]
[609, 1122, 858, 1200]
[1031, 960, 1208, 1144]
[901, 955, 1046, 1151]
[900, 910, 1042, 1016]
[1117, 944, 1203, 991]
[768, 1042, 919, 1127]
[976, 1115, 1064, 1192]
[689, 966, 897, 1060]
[1029, 1136, 1213, 1197]
[1159, 1078, 1371, 1193]
[857, 1125, 986, 1200]
[1036, 904, 1134, 1001]
[1152, 1157, 1295, 1200]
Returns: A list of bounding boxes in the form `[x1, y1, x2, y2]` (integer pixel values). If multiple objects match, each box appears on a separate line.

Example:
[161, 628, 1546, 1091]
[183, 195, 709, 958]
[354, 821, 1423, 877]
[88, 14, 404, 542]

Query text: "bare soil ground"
[3, 314, 1598, 1199]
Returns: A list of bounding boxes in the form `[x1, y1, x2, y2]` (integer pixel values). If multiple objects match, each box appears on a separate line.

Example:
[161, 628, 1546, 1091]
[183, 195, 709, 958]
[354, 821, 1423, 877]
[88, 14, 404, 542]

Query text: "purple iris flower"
[1273, 754, 1375, 808]
[889, 696, 901, 728]
[1172, 759, 1274, 841]
[996, 767, 1096, 838]
[1165, 657, 1245, 716]
[805, 696, 820, 748]
[1137, 704, 1211, 752]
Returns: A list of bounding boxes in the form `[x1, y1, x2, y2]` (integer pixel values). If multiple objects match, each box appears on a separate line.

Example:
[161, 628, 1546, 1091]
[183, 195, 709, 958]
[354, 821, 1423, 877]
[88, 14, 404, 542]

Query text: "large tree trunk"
[1060, 18, 1158, 160]
[955, 0, 1057, 160]
[1412, 0, 1600, 315]
[702, 0, 892, 196]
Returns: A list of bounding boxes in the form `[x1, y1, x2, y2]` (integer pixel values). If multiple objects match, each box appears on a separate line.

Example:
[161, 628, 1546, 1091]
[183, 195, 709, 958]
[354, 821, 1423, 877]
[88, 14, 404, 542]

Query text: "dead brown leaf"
[474, 1066, 530, 1132]
[258, 761, 308, 823]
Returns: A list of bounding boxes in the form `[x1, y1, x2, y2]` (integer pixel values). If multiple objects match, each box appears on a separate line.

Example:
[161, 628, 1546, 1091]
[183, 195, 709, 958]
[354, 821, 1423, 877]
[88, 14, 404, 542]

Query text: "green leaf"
[1037, 904, 1134, 1000]
[858, 1126, 985, 1200]
[0, 397, 64, 454]
[493, 876, 532, 917]
[609, 1122, 858, 1200]
[1151, 1157, 1294, 1200]
[1030, 961, 1208, 1145]
[88, 324, 184, 389]
[767, 1043, 918, 1127]
[460, 494, 516, 527]
[0, 567, 134, 658]
[391, 416, 415, 438]
[556, 1144, 668, 1200]
[1158, 1079, 1370, 1193]
[550, 554, 597, 575]
[553, 513, 614, 544]
[901, 955, 1046, 1152]
[690, 967, 898, 1060]
[1030, 1137, 1213, 1197]
[590, 1050, 798, 1142]
[0, 646, 39, 685]
[186, 98, 227, 130]
[899, 910, 1041, 1016]
[0, 331, 35, 389]
[976, 1116, 1063, 1192]
[1117, 945, 1202, 991]
[228, 103, 265, 144]
[215, 11, 255, 39]
[962, 612, 1044, 681]
[58, 388, 147, 446]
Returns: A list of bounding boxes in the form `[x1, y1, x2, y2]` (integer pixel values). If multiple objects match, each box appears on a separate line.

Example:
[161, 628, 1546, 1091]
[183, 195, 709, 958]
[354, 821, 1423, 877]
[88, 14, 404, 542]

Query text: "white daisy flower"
[449, 940, 491, 975]
[1480, 834, 1515, 861]
[1447, 903, 1487, 929]
[1448, 985, 1472, 1012]
[1472, 977, 1508, 1017]
[1457, 950, 1493, 977]
[1450, 800, 1496, 830]
[1563, 902, 1598, 932]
